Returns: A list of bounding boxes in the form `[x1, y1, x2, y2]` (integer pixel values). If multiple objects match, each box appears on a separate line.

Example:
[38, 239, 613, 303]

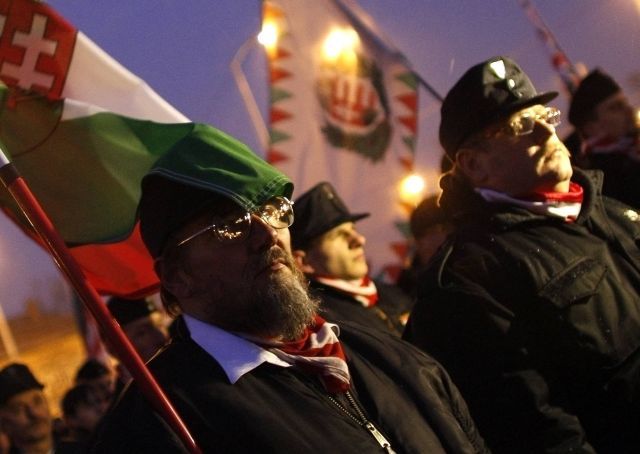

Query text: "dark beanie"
[410, 195, 448, 239]
[568, 69, 621, 128]
[106, 296, 157, 326]
[0, 363, 44, 405]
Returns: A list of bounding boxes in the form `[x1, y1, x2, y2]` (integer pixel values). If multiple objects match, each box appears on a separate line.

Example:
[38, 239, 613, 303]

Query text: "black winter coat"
[92, 319, 487, 453]
[311, 279, 414, 336]
[404, 169, 640, 454]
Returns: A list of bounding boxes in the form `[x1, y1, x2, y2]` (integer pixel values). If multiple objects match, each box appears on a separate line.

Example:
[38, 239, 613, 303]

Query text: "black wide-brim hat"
[290, 182, 369, 250]
[439, 56, 558, 158]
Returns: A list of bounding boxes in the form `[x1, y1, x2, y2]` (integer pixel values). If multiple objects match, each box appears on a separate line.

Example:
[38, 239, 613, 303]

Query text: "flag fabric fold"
[262, 0, 419, 281]
[0, 0, 193, 297]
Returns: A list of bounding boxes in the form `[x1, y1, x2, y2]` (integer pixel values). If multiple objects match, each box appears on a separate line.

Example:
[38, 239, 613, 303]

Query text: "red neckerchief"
[523, 182, 584, 203]
[518, 182, 584, 222]
[257, 315, 350, 394]
[313, 275, 379, 307]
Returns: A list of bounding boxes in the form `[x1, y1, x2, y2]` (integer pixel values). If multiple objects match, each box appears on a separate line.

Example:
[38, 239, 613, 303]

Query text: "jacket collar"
[439, 167, 603, 229]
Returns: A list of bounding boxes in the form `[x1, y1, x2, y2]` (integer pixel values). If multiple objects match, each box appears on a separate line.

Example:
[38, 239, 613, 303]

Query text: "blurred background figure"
[74, 359, 117, 413]
[568, 68, 640, 207]
[0, 363, 54, 454]
[290, 182, 413, 335]
[59, 383, 107, 448]
[104, 297, 169, 391]
[397, 194, 452, 298]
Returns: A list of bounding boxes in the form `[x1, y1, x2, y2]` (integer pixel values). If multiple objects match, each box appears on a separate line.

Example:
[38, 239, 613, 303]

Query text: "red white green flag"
[0, 0, 193, 298]
[262, 0, 419, 281]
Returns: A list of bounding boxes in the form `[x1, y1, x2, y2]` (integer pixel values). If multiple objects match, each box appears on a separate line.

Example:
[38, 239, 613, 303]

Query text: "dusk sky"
[1, 0, 638, 316]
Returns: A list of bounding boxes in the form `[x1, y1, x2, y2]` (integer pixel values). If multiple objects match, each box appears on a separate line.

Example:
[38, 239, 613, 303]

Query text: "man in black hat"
[105, 296, 168, 363]
[397, 194, 451, 298]
[104, 296, 169, 396]
[92, 124, 487, 453]
[0, 363, 54, 454]
[403, 56, 640, 453]
[290, 182, 412, 335]
[568, 68, 640, 207]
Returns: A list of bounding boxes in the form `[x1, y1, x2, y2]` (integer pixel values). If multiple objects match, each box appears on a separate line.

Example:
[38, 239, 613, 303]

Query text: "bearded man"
[91, 124, 487, 453]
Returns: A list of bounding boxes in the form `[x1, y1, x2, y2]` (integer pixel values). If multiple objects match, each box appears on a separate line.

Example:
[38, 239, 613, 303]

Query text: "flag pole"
[231, 35, 270, 151]
[0, 149, 202, 454]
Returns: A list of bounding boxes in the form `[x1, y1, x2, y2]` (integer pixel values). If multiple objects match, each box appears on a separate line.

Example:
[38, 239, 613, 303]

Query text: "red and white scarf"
[257, 315, 351, 394]
[314, 275, 378, 307]
[477, 182, 584, 222]
[583, 133, 640, 161]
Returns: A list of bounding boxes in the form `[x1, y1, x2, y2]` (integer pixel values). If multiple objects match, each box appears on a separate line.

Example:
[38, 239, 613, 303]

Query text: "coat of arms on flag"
[262, 0, 419, 280]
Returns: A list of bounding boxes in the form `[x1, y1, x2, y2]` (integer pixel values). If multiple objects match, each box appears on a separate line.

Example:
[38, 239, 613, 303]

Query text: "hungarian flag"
[0, 0, 193, 298]
[262, 0, 419, 281]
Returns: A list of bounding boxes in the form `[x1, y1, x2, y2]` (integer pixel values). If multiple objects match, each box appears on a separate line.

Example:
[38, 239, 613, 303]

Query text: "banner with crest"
[262, 0, 419, 281]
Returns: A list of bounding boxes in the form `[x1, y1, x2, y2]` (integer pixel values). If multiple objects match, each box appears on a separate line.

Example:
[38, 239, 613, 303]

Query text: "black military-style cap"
[106, 296, 157, 326]
[290, 182, 369, 250]
[439, 56, 558, 157]
[0, 363, 44, 406]
[568, 68, 621, 128]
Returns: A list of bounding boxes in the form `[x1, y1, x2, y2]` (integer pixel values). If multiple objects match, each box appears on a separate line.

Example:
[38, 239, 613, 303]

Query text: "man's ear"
[456, 148, 488, 186]
[292, 249, 315, 274]
[154, 258, 192, 299]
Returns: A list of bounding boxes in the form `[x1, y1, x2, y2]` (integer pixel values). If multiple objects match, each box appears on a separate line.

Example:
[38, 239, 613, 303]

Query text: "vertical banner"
[263, 0, 419, 281]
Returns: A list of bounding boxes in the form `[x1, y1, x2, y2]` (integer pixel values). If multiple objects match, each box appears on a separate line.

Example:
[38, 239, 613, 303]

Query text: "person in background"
[104, 296, 169, 392]
[404, 56, 640, 453]
[289, 182, 413, 336]
[59, 384, 107, 447]
[92, 123, 487, 453]
[0, 363, 54, 454]
[397, 194, 452, 298]
[568, 68, 640, 206]
[74, 359, 117, 410]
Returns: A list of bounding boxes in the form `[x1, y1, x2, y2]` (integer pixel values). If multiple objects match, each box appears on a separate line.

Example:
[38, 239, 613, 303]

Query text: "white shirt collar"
[183, 314, 292, 384]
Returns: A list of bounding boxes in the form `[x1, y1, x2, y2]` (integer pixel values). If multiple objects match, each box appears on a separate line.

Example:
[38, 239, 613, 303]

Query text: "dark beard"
[210, 248, 319, 340]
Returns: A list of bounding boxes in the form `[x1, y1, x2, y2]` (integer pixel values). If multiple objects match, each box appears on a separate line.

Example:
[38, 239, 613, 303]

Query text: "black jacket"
[404, 169, 640, 454]
[311, 280, 414, 336]
[92, 319, 487, 453]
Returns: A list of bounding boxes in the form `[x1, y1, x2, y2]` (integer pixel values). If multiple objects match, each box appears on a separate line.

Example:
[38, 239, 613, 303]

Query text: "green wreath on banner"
[316, 54, 391, 163]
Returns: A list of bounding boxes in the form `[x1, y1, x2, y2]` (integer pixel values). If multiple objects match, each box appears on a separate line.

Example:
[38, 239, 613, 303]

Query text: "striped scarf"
[477, 182, 584, 222]
[258, 315, 351, 394]
[314, 276, 378, 307]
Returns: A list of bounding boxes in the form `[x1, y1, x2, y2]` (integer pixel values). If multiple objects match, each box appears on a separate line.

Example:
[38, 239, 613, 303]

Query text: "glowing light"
[398, 174, 427, 206]
[258, 21, 279, 56]
[322, 28, 359, 63]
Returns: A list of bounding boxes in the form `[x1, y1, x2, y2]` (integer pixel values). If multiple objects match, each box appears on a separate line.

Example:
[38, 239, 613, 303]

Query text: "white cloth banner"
[263, 0, 419, 280]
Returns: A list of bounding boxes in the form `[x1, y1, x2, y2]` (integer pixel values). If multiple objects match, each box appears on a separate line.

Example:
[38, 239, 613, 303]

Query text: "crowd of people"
[0, 55, 639, 453]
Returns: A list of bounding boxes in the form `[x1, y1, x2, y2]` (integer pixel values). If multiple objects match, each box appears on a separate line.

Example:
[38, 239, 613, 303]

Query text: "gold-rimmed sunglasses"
[176, 196, 294, 247]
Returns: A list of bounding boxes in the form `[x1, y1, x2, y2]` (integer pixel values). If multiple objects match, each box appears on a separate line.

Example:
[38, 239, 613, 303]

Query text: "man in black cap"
[397, 194, 451, 298]
[403, 56, 640, 453]
[105, 296, 168, 363]
[104, 296, 169, 396]
[289, 182, 412, 335]
[0, 363, 54, 454]
[92, 124, 487, 453]
[568, 68, 640, 207]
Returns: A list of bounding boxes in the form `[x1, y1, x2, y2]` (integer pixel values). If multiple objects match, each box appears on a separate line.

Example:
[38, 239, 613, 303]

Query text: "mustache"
[254, 246, 295, 273]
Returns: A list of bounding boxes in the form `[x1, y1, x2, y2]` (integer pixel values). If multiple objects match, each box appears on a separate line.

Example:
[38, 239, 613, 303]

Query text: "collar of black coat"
[438, 167, 604, 229]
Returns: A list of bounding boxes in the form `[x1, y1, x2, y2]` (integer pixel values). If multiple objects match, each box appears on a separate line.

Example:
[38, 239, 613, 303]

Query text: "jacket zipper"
[326, 390, 396, 453]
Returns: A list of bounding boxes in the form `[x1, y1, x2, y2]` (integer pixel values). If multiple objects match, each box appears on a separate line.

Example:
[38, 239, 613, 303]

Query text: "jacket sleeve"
[404, 276, 596, 454]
